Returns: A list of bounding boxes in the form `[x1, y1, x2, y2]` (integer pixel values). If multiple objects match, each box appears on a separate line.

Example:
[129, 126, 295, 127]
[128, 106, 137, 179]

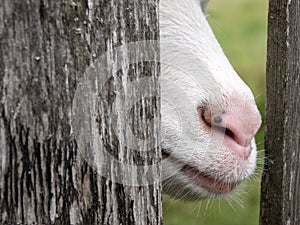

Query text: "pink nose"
[200, 96, 262, 159]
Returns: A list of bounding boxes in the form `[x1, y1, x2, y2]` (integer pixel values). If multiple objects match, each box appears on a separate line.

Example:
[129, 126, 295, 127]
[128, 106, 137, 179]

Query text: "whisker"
[254, 90, 265, 100]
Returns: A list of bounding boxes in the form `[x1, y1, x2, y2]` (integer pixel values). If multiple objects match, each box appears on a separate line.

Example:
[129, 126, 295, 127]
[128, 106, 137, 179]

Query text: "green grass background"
[163, 0, 268, 224]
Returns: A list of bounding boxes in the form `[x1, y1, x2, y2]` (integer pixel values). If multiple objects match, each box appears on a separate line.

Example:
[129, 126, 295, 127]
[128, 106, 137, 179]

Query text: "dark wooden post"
[0, 0, 162, 224]
[260, 0, 300, 224]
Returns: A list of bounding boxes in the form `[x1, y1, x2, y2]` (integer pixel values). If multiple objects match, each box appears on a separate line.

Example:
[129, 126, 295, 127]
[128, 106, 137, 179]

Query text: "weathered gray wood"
[0, 0, 162, 224]
[260, 0, 300, 225]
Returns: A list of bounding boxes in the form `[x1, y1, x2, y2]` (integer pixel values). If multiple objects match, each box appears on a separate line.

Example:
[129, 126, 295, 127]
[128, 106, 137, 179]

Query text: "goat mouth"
[162, 150, 239, 195]
[181, 163, 239, 195]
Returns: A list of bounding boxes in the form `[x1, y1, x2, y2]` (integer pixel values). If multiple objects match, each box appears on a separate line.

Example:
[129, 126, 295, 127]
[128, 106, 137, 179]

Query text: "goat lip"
[181, 164, 239, 195]
[162, 149, 239, 195]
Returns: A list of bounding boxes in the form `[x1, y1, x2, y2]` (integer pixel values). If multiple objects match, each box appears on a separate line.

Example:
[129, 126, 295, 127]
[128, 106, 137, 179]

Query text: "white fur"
[160, 0, 261, 199]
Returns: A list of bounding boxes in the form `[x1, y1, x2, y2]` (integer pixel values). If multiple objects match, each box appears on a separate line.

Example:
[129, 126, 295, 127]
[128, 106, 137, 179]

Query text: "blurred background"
[163, 0, 268, 224]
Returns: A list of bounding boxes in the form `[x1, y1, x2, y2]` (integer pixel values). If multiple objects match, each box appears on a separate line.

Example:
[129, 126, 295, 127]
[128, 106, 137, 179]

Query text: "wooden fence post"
[260, 0, 300, 224]
[0, 0, 162, 224]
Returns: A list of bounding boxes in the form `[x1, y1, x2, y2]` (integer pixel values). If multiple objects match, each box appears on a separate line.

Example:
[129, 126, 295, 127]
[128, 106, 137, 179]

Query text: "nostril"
[198, 106, 222, 125]
[213, 123, 250, 148]
[198, 107, 226, 129]
[224, 127, 234, 140]
[198, 107, 250, 147]
[211, 124, 236, 142]
[199, 108, 232, 137]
